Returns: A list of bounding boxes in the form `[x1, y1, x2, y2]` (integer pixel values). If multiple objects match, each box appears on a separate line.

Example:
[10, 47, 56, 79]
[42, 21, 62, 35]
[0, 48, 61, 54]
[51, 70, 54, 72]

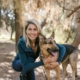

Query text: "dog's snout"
[53, 48, 59, 52]
[47, 47, 59, 52]
[47, 48, 50, 51]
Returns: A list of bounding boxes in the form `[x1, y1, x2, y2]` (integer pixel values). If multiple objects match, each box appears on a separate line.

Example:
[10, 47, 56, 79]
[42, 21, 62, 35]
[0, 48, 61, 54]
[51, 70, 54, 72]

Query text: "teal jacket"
[13, 36, 66, 75]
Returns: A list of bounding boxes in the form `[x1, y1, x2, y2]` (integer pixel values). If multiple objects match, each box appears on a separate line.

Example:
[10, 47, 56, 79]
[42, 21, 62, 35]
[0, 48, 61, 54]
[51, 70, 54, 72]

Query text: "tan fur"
[62, 50, 78, 80]
[39, 33, 79, 80]
[40, 37, 60, 80]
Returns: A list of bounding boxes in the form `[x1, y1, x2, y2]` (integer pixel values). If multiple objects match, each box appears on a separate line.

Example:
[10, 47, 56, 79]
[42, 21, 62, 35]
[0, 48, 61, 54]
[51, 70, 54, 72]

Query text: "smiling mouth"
[47, 48, 59, 56]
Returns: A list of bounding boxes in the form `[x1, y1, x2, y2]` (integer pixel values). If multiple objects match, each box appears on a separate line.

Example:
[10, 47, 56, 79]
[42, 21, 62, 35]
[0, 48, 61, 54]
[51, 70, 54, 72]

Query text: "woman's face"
[26, 23, 39, 42]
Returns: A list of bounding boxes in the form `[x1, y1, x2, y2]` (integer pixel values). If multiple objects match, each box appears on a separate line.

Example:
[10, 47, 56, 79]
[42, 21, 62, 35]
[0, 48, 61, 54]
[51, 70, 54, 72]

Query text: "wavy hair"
[23, 19, 42, 47]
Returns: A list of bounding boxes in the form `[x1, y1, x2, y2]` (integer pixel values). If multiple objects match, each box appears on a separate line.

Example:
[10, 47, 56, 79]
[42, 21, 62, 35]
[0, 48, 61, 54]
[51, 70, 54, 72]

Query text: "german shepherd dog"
[39, 33, 79, 80]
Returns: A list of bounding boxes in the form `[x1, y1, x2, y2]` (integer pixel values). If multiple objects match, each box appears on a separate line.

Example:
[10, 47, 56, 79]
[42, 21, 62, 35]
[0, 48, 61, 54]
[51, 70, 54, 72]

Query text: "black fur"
[61, 44, 76, 62]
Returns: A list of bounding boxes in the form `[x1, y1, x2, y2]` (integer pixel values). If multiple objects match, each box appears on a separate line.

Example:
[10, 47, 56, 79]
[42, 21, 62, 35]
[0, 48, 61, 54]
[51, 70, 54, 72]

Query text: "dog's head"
[39, 33, 59, 58]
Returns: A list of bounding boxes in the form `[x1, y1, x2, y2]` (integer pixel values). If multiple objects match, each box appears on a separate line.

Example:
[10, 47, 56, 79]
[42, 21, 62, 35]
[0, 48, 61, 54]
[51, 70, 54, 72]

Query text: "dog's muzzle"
[47, 48, 59, 56]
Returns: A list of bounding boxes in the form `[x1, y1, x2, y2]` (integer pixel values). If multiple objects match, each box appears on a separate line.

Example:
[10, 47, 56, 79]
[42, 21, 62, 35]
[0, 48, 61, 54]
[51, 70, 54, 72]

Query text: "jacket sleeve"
[56, 44, 66, 64]
[18, 42, 44, 75]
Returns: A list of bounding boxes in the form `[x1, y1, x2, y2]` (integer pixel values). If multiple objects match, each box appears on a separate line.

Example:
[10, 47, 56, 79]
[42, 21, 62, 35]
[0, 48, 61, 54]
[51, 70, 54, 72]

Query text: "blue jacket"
[13, 36, 66, 75]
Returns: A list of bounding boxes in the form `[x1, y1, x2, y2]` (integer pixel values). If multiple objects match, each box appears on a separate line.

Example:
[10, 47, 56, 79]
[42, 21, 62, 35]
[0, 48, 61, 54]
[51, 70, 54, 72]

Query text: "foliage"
[0, 0, 80, 42]
[42, 24, 76, 44]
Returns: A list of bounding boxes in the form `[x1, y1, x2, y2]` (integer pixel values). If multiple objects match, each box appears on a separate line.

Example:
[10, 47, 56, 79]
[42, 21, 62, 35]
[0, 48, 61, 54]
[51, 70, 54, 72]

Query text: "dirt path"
[0, 38, 19, 80]
[0, 38, 80, 80]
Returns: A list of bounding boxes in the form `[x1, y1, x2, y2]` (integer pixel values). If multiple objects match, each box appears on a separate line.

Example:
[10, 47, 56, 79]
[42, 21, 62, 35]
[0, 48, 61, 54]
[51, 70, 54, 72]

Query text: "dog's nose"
[53, 48, 59, 52]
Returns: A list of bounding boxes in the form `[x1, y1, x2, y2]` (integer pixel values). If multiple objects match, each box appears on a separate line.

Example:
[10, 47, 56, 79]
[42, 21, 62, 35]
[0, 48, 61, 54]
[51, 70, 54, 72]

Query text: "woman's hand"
[43, 56, 58, 65]
[45, 62, 59, 69]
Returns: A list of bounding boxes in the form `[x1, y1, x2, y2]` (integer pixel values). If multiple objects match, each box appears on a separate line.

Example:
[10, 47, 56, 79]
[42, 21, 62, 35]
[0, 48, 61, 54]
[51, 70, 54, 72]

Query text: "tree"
[0, 0, 2, 27]
[72, 18, 80, 48]
[1, 0, 80, 50]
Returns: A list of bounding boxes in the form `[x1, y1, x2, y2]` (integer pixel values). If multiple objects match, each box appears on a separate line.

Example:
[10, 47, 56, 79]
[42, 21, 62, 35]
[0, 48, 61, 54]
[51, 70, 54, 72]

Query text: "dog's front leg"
[54, 66, 60, 80]
[44, 67, 50, 80]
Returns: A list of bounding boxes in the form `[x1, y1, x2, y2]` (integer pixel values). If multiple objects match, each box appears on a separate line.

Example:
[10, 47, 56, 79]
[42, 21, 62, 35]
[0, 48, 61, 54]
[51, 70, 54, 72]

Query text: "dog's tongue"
[51, 52, 57, 56]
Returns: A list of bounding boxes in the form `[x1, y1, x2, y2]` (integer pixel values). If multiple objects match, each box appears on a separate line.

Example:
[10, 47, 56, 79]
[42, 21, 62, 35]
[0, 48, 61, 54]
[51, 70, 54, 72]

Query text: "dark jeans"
[12, 60, 35, 80]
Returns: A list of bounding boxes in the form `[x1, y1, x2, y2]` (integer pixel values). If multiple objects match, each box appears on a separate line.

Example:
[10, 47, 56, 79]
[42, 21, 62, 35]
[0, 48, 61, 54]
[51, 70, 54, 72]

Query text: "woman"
[12, 19, 66, 80]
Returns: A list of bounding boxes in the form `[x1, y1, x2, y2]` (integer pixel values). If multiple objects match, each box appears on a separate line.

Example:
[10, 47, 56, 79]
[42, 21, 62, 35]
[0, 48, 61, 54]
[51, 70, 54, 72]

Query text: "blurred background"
[0, 0, 80, 80]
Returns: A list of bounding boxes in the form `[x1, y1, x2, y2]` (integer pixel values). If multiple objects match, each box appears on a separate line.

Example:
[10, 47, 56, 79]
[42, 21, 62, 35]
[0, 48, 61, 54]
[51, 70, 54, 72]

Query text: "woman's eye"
[28, 28, 32, 30]
[34, 28, 37, 31]
[28, 28, 37, 31]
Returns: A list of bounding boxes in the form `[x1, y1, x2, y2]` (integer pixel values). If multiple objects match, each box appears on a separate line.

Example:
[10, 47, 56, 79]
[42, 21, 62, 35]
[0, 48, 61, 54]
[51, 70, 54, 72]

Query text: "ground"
[0, 38, 80, 80]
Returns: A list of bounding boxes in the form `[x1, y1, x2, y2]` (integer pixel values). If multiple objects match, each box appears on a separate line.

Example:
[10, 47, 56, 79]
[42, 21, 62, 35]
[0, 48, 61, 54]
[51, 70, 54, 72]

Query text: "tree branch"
[56, 0, 73, 11]
[67, 6, 80, 18]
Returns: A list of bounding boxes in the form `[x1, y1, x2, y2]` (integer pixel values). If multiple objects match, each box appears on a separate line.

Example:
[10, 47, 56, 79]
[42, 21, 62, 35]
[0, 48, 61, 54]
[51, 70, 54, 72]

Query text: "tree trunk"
[0, 8, 1, 27]
[13, 0, 23, 52]
[14, 10, 22, 52]
[72, 11, 80, 48]
[72, 23, 80, 48]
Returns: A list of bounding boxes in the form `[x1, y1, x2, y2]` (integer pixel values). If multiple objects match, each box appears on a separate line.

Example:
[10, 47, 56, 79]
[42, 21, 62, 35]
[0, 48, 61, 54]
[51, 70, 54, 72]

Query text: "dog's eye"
[44, 41, 47, 44]
[49, 41, 52, 44]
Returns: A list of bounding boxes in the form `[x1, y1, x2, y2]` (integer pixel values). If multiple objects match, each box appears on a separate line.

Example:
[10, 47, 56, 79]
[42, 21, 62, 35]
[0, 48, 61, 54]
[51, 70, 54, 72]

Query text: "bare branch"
[67, 6, 80, 18]
[65, 29, 71, 43]
[41, 18, 47, 28]
[41, 10, 50, 28]
[56, 0, 73, 11]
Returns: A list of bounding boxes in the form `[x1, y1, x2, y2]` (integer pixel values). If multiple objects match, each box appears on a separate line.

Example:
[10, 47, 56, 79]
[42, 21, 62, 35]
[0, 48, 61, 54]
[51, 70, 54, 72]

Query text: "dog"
[39, 33, 79, 80]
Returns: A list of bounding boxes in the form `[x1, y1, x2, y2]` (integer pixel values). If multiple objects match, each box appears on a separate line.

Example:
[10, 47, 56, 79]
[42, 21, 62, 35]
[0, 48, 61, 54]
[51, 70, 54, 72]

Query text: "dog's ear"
[50, 31, 55, 38]
[39, 33, 46, 44]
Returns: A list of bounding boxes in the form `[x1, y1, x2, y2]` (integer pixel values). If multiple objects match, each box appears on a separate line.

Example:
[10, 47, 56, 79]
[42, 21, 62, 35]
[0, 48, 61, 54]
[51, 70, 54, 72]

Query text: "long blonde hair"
[23, 19, 42, 47]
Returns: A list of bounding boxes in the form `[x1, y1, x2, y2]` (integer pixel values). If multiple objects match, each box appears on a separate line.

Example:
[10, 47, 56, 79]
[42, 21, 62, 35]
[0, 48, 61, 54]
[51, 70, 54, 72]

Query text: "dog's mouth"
[47, 48, 59, 56]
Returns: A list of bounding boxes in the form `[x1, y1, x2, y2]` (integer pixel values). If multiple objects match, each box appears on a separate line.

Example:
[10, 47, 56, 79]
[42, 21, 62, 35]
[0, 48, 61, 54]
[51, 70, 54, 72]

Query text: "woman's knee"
[12, 60, 22, 72]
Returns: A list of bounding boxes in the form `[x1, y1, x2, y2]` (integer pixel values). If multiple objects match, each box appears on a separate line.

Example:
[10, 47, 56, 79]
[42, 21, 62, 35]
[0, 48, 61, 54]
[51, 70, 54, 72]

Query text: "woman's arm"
[45, 44, 66, 69]
[18, 42, 44, 75]
[18, 41, 54, 75]
[56, 44, 66, 64]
